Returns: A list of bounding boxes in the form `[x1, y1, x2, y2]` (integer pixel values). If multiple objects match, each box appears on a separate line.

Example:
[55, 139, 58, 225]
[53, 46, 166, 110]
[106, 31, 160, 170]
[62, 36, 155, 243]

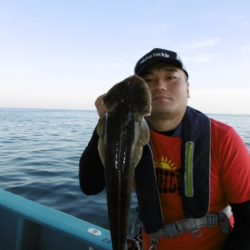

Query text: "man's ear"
[187, 81, 190, 98]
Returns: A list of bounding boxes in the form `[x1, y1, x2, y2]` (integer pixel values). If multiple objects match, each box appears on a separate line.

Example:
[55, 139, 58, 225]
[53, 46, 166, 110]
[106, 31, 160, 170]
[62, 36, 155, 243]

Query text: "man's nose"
[152, 79, 167, 91]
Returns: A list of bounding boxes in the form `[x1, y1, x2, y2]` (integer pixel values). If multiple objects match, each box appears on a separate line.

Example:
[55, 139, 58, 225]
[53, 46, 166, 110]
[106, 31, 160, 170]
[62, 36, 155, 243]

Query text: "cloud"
[204, 13, 249, 27]
[241, 44, 250, 53]
[189, 88, 250, 114]
[184, 53, 212, 63]
[80, 61, 124, 71]
[185, 38, 222, 50]
[181, 38, 223, 65]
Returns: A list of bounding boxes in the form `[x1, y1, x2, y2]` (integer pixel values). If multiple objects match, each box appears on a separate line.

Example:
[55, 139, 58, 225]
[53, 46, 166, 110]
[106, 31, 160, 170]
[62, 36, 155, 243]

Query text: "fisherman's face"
[141, 65, 190, 119]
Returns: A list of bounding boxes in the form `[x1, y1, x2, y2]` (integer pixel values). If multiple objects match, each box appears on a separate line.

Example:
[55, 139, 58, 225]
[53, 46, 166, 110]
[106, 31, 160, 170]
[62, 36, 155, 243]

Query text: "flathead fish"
[97, 75, 151, 250]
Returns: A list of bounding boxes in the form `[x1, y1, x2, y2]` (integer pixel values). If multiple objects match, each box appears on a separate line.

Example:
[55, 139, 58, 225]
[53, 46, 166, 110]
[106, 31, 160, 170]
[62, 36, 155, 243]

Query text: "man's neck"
[146, 110, 186, 132]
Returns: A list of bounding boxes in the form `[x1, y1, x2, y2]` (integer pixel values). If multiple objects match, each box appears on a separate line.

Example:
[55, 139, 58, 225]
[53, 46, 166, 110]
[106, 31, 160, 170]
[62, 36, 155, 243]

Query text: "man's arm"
[79, 127, 105, 194]
[215, 123, 250, 250]
[223, 201, 250, 250]
[79, 94, 107, 194]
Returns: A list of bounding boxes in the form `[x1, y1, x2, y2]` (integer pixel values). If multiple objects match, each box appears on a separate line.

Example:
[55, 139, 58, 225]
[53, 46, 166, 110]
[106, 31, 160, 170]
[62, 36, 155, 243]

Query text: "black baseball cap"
[134, 48, 188, 78]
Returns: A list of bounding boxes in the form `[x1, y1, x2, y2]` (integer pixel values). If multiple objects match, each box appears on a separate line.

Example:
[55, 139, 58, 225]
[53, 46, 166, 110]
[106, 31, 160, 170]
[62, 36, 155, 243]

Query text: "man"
[79, 48, 250, 249]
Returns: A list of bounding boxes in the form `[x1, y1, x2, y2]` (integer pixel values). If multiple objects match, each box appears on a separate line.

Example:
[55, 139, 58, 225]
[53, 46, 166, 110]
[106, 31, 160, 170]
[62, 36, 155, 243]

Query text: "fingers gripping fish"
[97, 75, 152, 250]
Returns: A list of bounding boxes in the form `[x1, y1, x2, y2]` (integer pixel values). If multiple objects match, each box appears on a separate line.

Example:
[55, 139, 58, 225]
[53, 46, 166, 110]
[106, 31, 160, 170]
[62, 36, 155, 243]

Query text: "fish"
[97, 75, 151, 250]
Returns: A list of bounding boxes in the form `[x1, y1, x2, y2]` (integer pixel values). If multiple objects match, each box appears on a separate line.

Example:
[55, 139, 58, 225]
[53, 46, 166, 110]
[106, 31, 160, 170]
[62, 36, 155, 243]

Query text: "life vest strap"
[157, 207, 231, 238]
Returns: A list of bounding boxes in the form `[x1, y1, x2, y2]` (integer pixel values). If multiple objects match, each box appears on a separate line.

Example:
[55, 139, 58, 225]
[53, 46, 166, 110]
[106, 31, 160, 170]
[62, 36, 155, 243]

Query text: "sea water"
[0, 108, 249, 228]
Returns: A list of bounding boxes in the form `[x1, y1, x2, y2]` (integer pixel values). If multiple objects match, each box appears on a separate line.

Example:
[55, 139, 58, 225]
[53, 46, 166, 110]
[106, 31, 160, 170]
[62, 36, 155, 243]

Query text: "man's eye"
[167, 75, 177, 80]
[145, 78, 154, 83]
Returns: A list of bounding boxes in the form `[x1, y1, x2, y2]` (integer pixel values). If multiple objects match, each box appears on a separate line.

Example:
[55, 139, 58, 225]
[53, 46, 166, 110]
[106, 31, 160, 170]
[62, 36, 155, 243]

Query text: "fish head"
[103, 75, 152, 117]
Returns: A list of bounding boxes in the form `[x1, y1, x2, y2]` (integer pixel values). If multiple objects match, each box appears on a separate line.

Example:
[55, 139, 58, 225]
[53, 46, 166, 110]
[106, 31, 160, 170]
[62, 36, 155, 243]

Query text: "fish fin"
[138, 118, 150, 146]
[133, 118, 150, 168]
[97, 116, 106, 166]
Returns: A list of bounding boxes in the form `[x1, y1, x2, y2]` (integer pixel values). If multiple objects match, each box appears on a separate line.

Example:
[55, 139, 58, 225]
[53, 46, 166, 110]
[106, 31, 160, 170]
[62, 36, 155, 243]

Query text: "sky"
[0, 0, 250, 114]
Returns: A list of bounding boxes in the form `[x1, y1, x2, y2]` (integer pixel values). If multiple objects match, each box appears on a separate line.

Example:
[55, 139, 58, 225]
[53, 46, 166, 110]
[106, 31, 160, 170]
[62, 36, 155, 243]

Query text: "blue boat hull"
[0, 189, 112, 250]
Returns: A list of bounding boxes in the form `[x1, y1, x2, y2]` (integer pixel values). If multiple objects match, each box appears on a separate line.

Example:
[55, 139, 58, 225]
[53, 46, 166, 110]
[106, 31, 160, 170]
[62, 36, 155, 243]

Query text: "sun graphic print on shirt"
[154, 156, 181, 195]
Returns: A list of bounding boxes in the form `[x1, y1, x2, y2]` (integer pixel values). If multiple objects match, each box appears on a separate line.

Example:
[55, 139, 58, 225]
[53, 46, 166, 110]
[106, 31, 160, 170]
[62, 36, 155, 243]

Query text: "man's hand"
[95, 93, 107, 117]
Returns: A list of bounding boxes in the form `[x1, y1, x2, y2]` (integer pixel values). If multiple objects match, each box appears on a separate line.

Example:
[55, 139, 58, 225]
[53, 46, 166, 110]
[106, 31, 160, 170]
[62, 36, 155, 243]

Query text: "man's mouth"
[152, 95, 172, 101]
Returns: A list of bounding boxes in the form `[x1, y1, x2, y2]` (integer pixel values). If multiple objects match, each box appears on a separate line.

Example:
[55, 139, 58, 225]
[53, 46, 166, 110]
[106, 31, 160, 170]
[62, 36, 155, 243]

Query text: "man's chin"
[149, 108, 173, 119]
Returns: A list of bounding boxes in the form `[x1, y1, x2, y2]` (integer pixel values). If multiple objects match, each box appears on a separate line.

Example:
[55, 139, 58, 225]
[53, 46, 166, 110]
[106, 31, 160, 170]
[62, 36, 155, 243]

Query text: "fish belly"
[104, 112, 136, 250]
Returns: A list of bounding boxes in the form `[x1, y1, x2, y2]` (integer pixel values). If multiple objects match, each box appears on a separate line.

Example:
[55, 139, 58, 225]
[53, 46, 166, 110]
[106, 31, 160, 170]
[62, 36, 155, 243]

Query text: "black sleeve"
[223, 200, 250, 250]
[79, 127, 105, 195]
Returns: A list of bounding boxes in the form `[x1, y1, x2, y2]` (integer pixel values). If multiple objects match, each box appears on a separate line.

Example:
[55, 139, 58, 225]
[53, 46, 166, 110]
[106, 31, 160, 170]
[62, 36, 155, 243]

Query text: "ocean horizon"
[1, 106, 250, 116]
